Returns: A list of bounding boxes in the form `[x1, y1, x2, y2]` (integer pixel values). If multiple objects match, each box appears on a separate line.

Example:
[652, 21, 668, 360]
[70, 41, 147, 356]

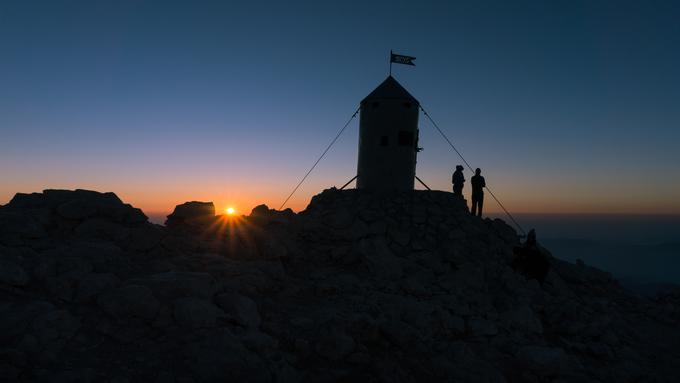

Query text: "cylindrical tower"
[357, 76, 420, 191]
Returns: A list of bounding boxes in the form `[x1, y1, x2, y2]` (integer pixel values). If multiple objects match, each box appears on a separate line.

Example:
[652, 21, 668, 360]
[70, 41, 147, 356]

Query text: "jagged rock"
[517, 345, 569, 375]
[75, 272, 120, 303]
[378, 318, 420, 349]
[0, 301, 55, 345]
[349, 219, 370, 240]
[47, 368, 96, 383]
[56, 199, 98, 220]
[328, 209, 353, 229]
[358, 236, 403, 279]
[165, 201, 215, 228]
[127, 225, 164, 251]
[249, 204, 295, 226]
[44, 275, 77, 302]
[0, 260, 29, 286]
[238, 329, 279, 357]
[315, 331, 355, 361]
[0, 363, 21, 381]
[184, 330, 270, 382]
[74, 218, 129, 241]
[467, 317, 499, 336]
[173, 297, 224, 328]
[0, 188, 679, 382]
[215, 292, 261, 328]
[128, 271, 217, 301]
[54, 255, 93, 276]
[69, 242, 125, 273]
[170, 201, 215, 219]
[388, 227, 410, 247]
[7, 190, 147, 227]
[252, 232, 289, 259]
[368, 220, 387, 235]
[154, 371, 175, 383]
[31, 309, 81, 347]
[0, 211, 46, 245]
[500, 305, 543, 334]
[97, 284, 160, 322]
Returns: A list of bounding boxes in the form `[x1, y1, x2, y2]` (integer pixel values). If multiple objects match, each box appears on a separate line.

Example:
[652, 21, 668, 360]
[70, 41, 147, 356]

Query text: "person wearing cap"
[470, 168, 486, 217]
[451, 165, 465, 197]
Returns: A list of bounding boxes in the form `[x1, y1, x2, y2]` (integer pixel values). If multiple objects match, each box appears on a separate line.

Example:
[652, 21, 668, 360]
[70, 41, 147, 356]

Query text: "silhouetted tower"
[357, 76, 420, 191]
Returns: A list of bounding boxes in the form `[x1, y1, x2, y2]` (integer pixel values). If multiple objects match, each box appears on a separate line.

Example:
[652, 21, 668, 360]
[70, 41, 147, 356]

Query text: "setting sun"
[225, 207, 235, 215]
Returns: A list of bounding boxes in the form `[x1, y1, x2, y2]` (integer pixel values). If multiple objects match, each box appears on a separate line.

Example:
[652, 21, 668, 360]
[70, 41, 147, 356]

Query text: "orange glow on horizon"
[3, 182, 680, 226]
[225, 207, 235, 215]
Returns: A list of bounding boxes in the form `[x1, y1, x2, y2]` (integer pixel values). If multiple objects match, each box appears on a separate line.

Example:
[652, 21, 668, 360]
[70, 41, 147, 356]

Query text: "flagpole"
[389, 50, 392, 76]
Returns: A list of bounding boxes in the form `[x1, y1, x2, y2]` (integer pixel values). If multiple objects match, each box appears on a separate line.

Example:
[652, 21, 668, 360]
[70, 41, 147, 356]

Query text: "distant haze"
[507, 214, 680, 286]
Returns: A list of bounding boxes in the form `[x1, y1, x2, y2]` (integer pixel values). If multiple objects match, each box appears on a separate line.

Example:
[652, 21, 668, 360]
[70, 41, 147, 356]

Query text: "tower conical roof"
[361, 75, 419, 104]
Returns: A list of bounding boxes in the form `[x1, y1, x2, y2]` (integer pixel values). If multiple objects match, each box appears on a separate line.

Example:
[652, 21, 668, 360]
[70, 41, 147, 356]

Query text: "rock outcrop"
[1, 188, 679, 382]
[165, 201, 216, 230]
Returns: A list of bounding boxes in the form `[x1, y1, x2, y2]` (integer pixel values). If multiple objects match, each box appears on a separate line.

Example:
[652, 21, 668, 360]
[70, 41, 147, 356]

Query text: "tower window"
[372, 102, 380, 109]
[380, 136, 389, 146]
[403, 102, 412, 108]
[398, 131, 414, 146]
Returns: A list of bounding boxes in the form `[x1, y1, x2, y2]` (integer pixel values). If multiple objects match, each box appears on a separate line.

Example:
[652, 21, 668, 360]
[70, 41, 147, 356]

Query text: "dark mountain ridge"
[1, 188, 679, 382]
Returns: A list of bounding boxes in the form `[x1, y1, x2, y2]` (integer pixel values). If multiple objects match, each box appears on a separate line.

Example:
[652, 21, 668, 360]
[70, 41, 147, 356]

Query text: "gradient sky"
[2, 0, 679, 219]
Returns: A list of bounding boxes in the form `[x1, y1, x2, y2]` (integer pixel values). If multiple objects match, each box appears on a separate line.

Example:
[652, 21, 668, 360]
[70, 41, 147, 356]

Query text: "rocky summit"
[1, 188, 679, 382]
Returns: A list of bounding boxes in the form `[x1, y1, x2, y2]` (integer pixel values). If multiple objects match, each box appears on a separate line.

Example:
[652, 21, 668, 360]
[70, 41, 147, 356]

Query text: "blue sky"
[1, 0, 679, 215]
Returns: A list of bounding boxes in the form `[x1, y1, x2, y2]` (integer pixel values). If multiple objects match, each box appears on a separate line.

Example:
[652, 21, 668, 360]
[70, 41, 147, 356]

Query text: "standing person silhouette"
[470, 168, 486, 217]
[452, 165, 465, 197]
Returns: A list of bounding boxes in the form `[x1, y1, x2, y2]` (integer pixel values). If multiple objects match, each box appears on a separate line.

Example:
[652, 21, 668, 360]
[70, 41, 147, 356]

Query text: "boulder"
[315, 331, 356, 361]
[327, 209, 353, 229]
[56, 199, 98, 220]
[97, 285, 160, 322]
[127, 225, 164, 251]
[0, 260, 29, 286]
[74, 218, 129, 241]
[165, 201, 215, 227]
[75, 273, 120, 303]
[0, 301, 55, 344]
[215, 292, 261, 328]
[358, 236, 403, 279]
[173, 298, 225, 328]
[500, 305, 543, 334]
[127, 271, 217, 301]
[67, 242, 124, 273]
[44, 275, 77, 302]
[6, 192, 48, 209]
[0, 211, 46, 244]
[31, 309, 81, 347]
[249, 204, 295, 225]
[467, 317, 499, 336]
[184, 330, 270, 382]
[378, 319, 420, 349]
[8, 190, 148, 227]
[517, 345, 569, 375]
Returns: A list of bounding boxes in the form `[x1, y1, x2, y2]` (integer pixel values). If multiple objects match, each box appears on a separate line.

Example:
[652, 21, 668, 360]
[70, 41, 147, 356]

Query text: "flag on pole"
[390, 52, 416, 66]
